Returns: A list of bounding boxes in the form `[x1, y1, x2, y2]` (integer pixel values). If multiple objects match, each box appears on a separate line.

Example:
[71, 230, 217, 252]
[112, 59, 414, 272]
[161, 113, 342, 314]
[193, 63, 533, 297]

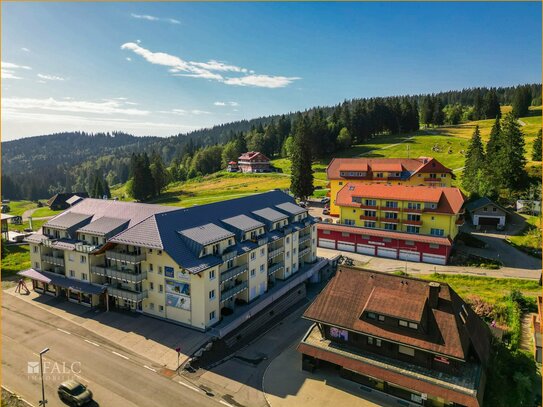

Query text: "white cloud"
[159, 108, 210, 116]
[1, 61, 31, 80]
[214, 101, 239, 107]
[222, 74, 300, 89]
[37, 73, 66, 81]
[126, 57, 132, 62]
[121, 42, 300, 88]
[21, 47, 30, 52]
[131, 13, 180, 25]
[214, 101, 226, 106]
[2, 97, 149, 116]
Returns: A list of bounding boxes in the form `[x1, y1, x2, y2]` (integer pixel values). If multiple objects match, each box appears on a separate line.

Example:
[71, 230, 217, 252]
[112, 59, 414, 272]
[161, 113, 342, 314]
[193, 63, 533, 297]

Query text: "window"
[323, 230, 331, 235]
[33, 246, 38, 253]
[385, 212, 398, 219]
[209, 290, 215, 300]
[68, 254, 74, 262]
[368, 336, 382, 347]
[339, 182, 343, 186]
[286, 251, 290, 259]
[383, 238, 392, 243]
[158, 266, 163, 275]
[149, 282, 154, 291]
[209, 311, 216, 321]
[492, 207, 497, 212]
[158, 250, 162, 255]
[286, 237, 290, 244]
[251, 252, 256, 260]
[408, 322, 418, 329]
[293, 248, 297, 255]
[407, 202, 421, 210]
[376, 172, 383, 178]
[344, 219, 355, 226]
[69, 270, 75, 277]
[384, 223, 397, 231]
[149, 303, 155, 310]
[364, 221, 376, 228]
[385, 201, 398, 208]
[228, 239, 233, 246]
[407, 214, 421, 221]
[365, 199, 377, 207]
[260, 248, 265, 256]
[149, 249, 153, 254]
[405, 240, 415, 246]
[149, 263, 154, 272]
[378, 315, 385, 322]
[398, 345, 415, 356]
[159, 305, 164, 312]
[80, 255, 86, 264]
[209, 269, 216, 280]
[250, 269, 256, 277]
[260, 264, 265, 273]
[429, 243, 440, 249]
[399, 320, 408, 327]
[35, 262, 39, 268]
[407, 225, 421, 233]
[341, 232, 350, 237]
[159, 284, 163, 293]
[367, 312, 376, 319]
[430, 228, 445, 236]
[483, 207, 488, 212]
[81, 273, 87, 281]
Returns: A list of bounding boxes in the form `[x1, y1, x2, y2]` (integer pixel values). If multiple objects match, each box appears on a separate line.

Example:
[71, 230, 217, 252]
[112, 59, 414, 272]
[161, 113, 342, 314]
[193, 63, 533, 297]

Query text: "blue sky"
[2, 2, 541, 140]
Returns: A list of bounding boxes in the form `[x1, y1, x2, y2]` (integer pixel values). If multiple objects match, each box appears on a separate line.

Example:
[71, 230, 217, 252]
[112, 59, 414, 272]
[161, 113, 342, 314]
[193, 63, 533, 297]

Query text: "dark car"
[58, 380, 93, 406]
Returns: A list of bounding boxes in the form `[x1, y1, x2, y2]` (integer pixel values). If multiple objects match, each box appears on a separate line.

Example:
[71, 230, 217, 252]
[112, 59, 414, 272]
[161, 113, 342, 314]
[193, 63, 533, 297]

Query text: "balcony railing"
[74, 242, 99, 253]
[268, 262, 284, 275]
[106, 250, 146, 264]
[404, 207, 423, 213]
[220, 280, 248, 302]
[257, 236, 269, 246]
[268, 247, 285, 260]
[220, 264, 248, 283]
[91, 266, 147, 283]
[359, 204, 378, 209]
[381, 217, 399, 223]
[221, 250, 237, 263]
[404, 219, 423, 226]
[106, 287, 148, 302]
[42, 254, 65, 267]
[380, 206, 400, 212]
[359, 215, 378, 221]
[298, 234, 311, 245]
[298, 247, 311, 258]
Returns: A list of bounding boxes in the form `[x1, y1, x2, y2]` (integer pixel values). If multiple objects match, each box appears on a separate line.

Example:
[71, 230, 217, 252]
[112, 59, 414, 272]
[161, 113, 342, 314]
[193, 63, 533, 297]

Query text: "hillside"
[110, 106, 541, 207]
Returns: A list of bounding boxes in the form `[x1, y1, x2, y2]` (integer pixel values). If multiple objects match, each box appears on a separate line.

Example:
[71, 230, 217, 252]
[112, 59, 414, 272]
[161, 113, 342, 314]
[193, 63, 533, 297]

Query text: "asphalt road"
[2, 294, 225, 407]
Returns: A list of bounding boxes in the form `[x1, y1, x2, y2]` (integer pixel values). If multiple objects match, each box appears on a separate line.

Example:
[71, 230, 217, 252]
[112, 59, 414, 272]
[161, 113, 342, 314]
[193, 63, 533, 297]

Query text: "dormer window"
[367, 312, 376, 319]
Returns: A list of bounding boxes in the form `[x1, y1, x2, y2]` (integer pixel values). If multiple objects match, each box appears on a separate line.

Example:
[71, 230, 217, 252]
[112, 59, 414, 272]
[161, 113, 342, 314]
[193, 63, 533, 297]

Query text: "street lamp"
[39, 347, 49, 406]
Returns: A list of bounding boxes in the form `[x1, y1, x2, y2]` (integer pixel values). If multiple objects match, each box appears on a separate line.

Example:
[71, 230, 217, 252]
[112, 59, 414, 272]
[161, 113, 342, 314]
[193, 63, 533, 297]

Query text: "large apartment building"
[326, 157, 454, 217]
[299, 267, 491, 407]
[21, 191, 317, 331]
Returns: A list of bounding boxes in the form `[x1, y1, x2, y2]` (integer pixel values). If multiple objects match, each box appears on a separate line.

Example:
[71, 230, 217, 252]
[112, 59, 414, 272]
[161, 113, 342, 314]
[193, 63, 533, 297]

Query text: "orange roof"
[326, 157, 452, 180]
[336, 183, 465, 214]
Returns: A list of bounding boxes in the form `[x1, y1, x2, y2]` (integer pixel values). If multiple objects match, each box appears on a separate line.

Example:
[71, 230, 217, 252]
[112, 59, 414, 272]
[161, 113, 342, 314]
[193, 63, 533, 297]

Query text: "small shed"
[465, 197, 510, 229]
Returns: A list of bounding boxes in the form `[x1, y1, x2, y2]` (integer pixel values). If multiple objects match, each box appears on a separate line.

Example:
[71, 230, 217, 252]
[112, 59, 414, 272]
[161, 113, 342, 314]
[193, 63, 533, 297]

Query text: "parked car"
[314, 217, 323, 222]
[298, 202, 307, 208]
[323, 209, 330, 215]
[320, 197, 330, 204]
[58, 380, 93, 406]
[323, 218, 333, 223]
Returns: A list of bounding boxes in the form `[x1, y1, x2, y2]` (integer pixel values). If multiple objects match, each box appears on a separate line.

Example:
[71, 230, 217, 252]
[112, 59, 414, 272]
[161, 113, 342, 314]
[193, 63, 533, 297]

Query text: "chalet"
[299, 267, 491, 407]
[227, 161, 239, 172]
[47, 192, 89, 210]
[238, 152, 271, 173]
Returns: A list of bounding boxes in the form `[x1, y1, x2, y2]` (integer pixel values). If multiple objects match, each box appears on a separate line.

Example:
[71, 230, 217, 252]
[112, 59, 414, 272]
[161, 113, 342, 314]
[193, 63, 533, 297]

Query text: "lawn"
[31, 207, 63, 218]
[1, 245, 30, 278]
[9, 218, 48, 233]
[5, 200, 37, 216]
[507, 215, 542, 253]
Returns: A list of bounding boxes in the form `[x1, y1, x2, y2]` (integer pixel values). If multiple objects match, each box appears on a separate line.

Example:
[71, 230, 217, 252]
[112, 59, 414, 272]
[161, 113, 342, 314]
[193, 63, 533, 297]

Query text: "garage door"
[422, 253, 447, 265]
[478, 217, 501, 226]
[318, 238, 336, 249]
[337, 242, 355, 252]
[399, 250, 420, 262]
[357, 244, 375, 256]
[377, 247, 397, 259]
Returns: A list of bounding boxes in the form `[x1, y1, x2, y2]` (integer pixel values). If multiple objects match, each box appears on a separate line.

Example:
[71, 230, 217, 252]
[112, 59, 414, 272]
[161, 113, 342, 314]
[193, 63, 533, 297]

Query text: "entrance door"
[259, 282, 265, 295]
[250, 286, 257, 301]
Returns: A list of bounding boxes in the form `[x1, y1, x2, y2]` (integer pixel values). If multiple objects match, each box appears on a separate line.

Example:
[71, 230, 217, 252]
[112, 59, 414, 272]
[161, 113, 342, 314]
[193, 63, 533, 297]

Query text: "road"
[2, 294, 225, 407]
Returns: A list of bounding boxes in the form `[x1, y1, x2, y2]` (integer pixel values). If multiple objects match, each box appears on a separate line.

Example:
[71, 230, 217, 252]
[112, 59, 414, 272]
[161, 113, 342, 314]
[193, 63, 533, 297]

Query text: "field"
[31, 207, 63, 218]
[5, 200, 37, 216]
[507, 215, 542, 253]
[1, 245, 31, 278]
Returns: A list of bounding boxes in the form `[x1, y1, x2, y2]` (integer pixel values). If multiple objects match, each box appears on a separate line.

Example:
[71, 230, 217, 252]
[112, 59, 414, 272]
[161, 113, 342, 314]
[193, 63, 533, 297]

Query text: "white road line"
[177, 381, 200, 393]
[57, 328, 71, 335]
[111, 351, 129, 360]
[219, 400, 234, 407]
[74, 374, 89, 383]
[84, 339, 100, 347]
[143, 365, 157, 372]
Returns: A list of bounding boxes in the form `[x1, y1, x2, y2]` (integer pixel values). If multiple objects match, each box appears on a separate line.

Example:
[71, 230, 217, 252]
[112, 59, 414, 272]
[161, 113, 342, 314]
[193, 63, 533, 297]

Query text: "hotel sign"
[368, 241, 385, 246]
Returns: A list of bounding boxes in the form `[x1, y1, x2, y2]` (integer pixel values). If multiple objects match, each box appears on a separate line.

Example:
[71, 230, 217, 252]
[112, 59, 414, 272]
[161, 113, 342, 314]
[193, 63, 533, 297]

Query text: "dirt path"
[520, 313, 535, 353]
[20, 208, 37, 221]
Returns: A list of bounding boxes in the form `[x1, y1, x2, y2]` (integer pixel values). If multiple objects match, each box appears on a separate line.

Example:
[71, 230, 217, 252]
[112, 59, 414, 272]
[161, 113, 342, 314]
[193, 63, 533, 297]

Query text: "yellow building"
[23, 191, 317, 332]
[326, 157, 454, 217]
[335, 183, 465, 239]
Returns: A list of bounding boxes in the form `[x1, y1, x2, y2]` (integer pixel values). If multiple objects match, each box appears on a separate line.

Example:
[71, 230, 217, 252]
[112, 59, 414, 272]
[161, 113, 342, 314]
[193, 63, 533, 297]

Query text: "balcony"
[268, 247, 285, 260]
[74, 242, 99, 253]
[359, 204, 378, 210]
[404, 207, 422, 213]
[257, 236, 269, 246]
[298, 234, 311, 245]
[404, 219, 423, 226]
[91, 266, 147, 283]
[298, 247, 311, 258]
[220, 280, 248, 302]
[107, 287, 148, 302]
[380, 206, 400, 212]
[380, 217, 399, 224]
[42, 254, 65, 267]
[220, 264, 248, 283]
[221, 250, 237, 263]
[106, 250, 146, 264]
[268, 262, 284, 275]
[359, 215, 378, 221]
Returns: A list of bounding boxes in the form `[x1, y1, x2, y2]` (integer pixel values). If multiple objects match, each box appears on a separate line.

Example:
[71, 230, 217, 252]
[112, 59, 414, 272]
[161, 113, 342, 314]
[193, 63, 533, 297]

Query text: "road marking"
[143, 365, 157, 372]
[219, 400, 234, 407]
[84, 339, 100, 347]
[177, 381, 200, 393]
[74, 374, 89, 383]
[2, 386, 36, 407]
[57, 328, 71, 335]
[111, 351, 129, 360]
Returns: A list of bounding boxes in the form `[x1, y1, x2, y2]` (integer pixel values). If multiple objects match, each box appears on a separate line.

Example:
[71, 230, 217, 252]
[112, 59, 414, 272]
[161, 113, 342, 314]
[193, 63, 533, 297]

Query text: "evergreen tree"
[483, 89, 501, 119]
[432, 98, 445, 126]
[512, 86, 532, 118]
[129, 153, 155, 201]
[497, 113, 527, 191]
[290, 115, 314, 200]
[420, 96, 434, 127]
[473, 91, 484, 120]
[532, 129, 542, 161]
[337, 127, 352, 149]
[485, 116, 502, 184]
[150, 152, 168, 196]
[462, 126, 485, 196]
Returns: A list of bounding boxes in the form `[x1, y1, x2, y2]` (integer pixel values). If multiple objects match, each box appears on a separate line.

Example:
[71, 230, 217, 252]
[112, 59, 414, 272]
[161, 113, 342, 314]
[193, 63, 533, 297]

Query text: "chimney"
[427, 282, 440, 309]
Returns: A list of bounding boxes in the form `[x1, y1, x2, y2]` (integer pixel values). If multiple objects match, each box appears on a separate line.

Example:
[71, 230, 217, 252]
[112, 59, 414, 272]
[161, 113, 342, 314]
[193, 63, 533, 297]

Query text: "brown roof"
[364, 287, 427, 322]
[238, 151, 270, 161]
[335, 183, 465, 215]
[303, 267, 491, 364]
[317, 223, 453, 246]
[326, 157, 452, 180]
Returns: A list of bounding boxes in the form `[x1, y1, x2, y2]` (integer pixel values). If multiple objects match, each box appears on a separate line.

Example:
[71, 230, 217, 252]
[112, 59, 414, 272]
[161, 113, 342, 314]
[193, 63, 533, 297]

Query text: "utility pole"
[39, 347, 50, 406]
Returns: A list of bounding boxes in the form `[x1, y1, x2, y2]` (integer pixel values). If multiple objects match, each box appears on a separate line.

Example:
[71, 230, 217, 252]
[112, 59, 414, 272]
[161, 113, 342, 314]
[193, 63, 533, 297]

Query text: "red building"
[238, 151, 271, 173]
[317, 222, 452, 265]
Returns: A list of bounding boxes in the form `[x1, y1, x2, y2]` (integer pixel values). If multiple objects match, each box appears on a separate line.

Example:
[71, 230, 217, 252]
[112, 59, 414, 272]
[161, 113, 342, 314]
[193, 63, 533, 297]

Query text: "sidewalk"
[4, 287, 210, 370]
[317, 248, 541, 280]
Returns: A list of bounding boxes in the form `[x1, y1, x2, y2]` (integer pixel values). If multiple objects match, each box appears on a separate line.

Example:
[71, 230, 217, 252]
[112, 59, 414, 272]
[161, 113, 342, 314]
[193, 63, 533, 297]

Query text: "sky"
[1, 2, 541, 141]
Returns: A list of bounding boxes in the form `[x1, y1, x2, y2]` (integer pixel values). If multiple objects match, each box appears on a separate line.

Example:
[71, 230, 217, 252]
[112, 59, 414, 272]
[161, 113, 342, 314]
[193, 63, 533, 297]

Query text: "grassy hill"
[108, 105, 543, 208]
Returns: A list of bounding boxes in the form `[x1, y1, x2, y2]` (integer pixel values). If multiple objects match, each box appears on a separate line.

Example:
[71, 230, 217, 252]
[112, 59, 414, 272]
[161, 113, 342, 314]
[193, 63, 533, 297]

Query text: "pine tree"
[512, 86, 532, 118]
[290, 115, 314, 200]
[473, 92, 484, 120]
[432, 98, 445, 126]
[462, 126, 485, 196]
[150, 151, 167, 197]
[483, 89, 501, 119]
[497, 113, 527, 191]
[532, 129, 542, 161]
[485, 117, 502, 185]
